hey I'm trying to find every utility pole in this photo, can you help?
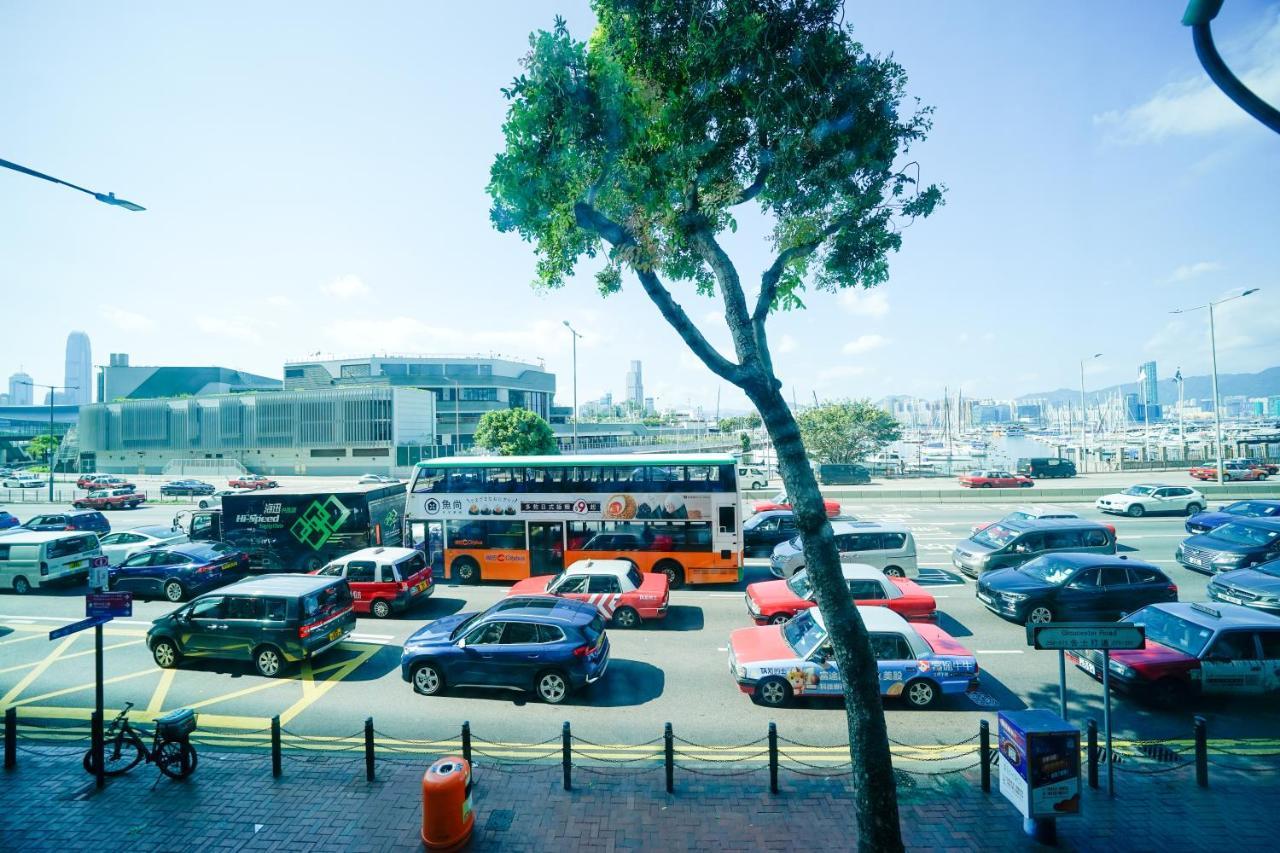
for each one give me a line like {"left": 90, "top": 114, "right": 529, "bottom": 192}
{"left": 1080, "top": 354, "right": 1101, "bottom": 474}
{"left": 562, "top": 321, "right": 582, "bottom": 454}
{"left": 15, "top": 380, "right": 77, "bottom": 501}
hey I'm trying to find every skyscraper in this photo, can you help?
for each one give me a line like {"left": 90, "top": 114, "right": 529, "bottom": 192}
{"left": 1139, "top": 360, "right": 1160, "bottom": 421}
{"left": 64, "top": 331, "right": 92, "bottom": 405}
{"left": 625, "top": 360, "right": 643, "bottom": 409}
{"left": 8, "top": 371, "right": 33, "bottom": 406}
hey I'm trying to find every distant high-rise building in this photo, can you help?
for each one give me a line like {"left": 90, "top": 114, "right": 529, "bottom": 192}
{"left": 8, "top": 371, "right": 33, "bottom": 406}
{"left": 64, "top": 331, "right": 92, "bottom": 405}
{"left": 1139, "top": 361, "right": 1157, "bottom": 405}
{"left": 625, "top": 360, "right": 643, "bottom": 408}
{"left": 644, "top": 397, "right": 656, "bottom": 416}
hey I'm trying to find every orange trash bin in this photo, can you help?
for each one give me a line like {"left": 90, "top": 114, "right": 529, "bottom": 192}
{"left": 421, "top": 756, "right": 474, "bottom": 850}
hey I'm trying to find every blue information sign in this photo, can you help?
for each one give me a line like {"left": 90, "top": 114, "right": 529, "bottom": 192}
{"left": 86, "top": 592, "right": 133, "bottom": 618}
{"left": 48, "top": 614, "right": 111, "bottom": 640}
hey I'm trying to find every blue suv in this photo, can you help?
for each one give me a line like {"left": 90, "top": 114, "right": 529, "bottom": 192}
{"left": 1177, "top": 518, "right": 1280, "bottom": 575}
{"left": 400, "top": 597, "right": 610, "bottom": 704}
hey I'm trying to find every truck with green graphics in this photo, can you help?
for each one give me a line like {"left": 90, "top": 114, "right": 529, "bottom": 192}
{"left": 175, "top": 484, "right": 406, "bottom": 572}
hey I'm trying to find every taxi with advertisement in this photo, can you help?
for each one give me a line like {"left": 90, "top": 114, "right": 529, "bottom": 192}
{"left": 744, "top": 563, "right": 937, "bottom": 625}
{"left": 507, "top": 559, "right": 669, "bottom": 628}
{"left": 314, "top": 546, "right": 433, "bottom": 618}
{"left": 1068, "top": 602, "right": 1280, "bottom": 706}
{"left": 728, "top": 606, "right": 979, "bottom": 709}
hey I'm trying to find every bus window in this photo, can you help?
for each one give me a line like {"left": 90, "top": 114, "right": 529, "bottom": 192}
{"left": 447, "top": 469, "right": 483, "bottom": 493}
{"left": 686, "top": 466, "right": 716, "bottom": 492}
{"left": 718, "top": 464, "right": 737, "bottom": 489}
{"left": 649, "top": 466, "right": 682, "bottom": 487}
{"left": 411, "top": 468, "right": 444, "bottom": 493}
{"left": 447, "top": 519, "right": 525, "bottom": 550}
{"left": 567, "top": 521, "right": 597, "bottom": 549}
{"left": 487, "top": 468, "right": 515, "bottom": 493}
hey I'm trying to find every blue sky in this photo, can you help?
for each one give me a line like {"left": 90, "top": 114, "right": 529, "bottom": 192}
{"left": 3, "top": 1, "right": 1278, "bottom": 412}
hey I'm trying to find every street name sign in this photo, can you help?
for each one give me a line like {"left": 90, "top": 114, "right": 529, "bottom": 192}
{"left": 48, "top": 614, "right": 111, "bottom": 640}
{"left": 86, "top": 591, "right": 133, "bottom": 618}
{"left": 1026, "top": 622, "right": 1144, "bottom": 651}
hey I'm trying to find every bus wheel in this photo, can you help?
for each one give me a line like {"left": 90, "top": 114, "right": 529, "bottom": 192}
{"left": 654, "top": 560, "right": 684, "bottom": 590}
{"left": 454, "top": 558, "right": 481, "bottom": 585}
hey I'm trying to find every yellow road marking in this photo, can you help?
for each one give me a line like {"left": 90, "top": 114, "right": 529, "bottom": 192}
{"left": 299, "top": 658, "right": 318, "bottom": 700}
{"left": 277, "top": 645, "right": 378, "bottom": 726}
{"left": 0, "top": 639, "right": 142, "bottom": 675}
{"left": 0, "top": 636, "right": 76, "bottom": 708}
{"left": 8, "top": 668, "right": 156, "bottom": 707}
{"left": 11, "top": 706, "right": 269, "bottom": 729}
{"left": 147, "top": 668, "right": 177, "bottom": 715}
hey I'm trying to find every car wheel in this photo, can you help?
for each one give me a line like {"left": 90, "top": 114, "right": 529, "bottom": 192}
{"left": 454, "top": 558, "right": 480, "bottom": 585}
{"left": 198, "top": 500, "right": 209, "bottom": 509}
{"left": 1185, "top": 503, "right": 1203, "bottom": 516}
{"left": 1021, "top": 482, "right": 1033, "bottom": 488}
{"left": 904, "top": 678, "right": 939, "bottom": 709}
{"left": 163, "top": 580, "right": 185, "bottom": 602}
{"left": 370, "top": 599, "right": 391, "bottom": 619}
{"left": 253, "top": 645, "right": 284, "bottom": 678}
{"left": 884, "top": 566, "right": 908, "bottom": 579}
{"left": 768, "top": 612, "right": 792, "bottom": 626}
{"left": 654, "top": 560, "right": 685, "bottom": 590}
{"left": 1258, "top": 474, "right": 1269, "bottom": 481}
{"left": 981, "top": 483, "right": 993, "bottom": 489}
{"left": 1026, "top": 605, "right": 1054, "bottom": 625}
{"left": 1127, "top": 504, "right": 1146, "bottom": 518}
{"left": 754, "top": 676, "right": 791, "bottom": 708}
{"left": 536, "top": 670, "right": 570, "bottom": 704}
{"left": 12, "top": 576, "right": 31, "bottom": 595}
{"left": 412, "top": 662, "right": 445, "bottom": 696}
{"left": 152, "top": 638, "right": 180, "bottom": 668}
{"left": 612, "top": 606, "right": 640, "bottom": 629}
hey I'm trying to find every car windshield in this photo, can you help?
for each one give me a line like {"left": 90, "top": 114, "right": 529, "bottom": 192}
{"left": 1020, "top": 556, "right": 1075, "bottom": 585}
{"left": 1210, "top": 523, "right": 1278, "bottom": 548}
{"left": 1122, "top": 486, "right": 1156, "bottom": 497}
{"left": 1228, "top": 502, "right": 1279, "bottom": 518}
{"left": 1253, "top": 560, "right": 1280, "bottom": 578}
{"left": 627, "top": 567, "right": 643, "bottom": 588}
{"left": 1129, "top": 607, "right": 1213, "bottom": 657}
{"left": 449, "top": 613, "right": 480, "bottom": 641}
{"left": 786, "top": 570, "right": 814, "bottom": 599}
{"left": 782, "top": 609, "right": 826, "bottom": 657}
{"left": 972, "top": 524, "right": 1018, "bottom": 549}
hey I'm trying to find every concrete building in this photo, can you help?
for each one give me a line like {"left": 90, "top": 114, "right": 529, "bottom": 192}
{"left": 625, "top": 360, "right": 643, "bottom": 409}
{"left": 7, "top": 372, "right": 33, "bottom": 406}
{"left": 78, "top": 386, "right": 435, "bottom": 476}
{"left": 99, "top": 356, "right": 281, "bottom": 402}
{"left": 282, "top": 355, "right": 554, "bottom": 451}
{"left": 1139, "top": 361, "right": 1160, "bottom": 421}
{"left": 64, "top": 332, "right": 92, "bottom": 405}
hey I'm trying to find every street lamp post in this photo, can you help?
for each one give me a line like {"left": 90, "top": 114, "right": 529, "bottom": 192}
{"left": 1079, "top": 354, "right": 1102, "bottom": 474}
{"left": 1171, "top": 288, "right": 1260, "bottom": 485}
{"left": 0, "top": 158, "right": 145, "bottom": 211}
{"left": 15, "top": 380, "right": 77, "bottom": 501}
{"left": 563, "top": 321, "right": 583, "bottom": 455}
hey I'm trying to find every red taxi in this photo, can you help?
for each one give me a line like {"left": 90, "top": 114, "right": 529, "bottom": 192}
{"left": 315, "top": 547, "right": 433, "bottom": 618}
{"left": 958, "top": 470, "right": 1033, "bottom": 489}
{"left": 229, "top": 474, "right": 279, "bottom": 490}
{"left": 507, "top": 559, "right": 669, "bottom": 629}
{"left": 745, "top": 563, "right": 937, "bottom": 625}
{"left": 752, "top": 491, "right": 841, "bottom": 518}
{"left": 1189, "top": 462, "right": 1268, "bottom": 482}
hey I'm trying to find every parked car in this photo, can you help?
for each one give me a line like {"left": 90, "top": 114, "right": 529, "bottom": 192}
{"left": 357, "top": 474, "right": 399, "bottom": 484}
{"left": 976, "top": 554, "right": 1177, "bottom": 624}
{"left": 73, "top": 488, "right": 145, "bottom": 511}
{"left": 952, "top": 518, "right": 1115, "bottom": 579}
{"left": 98, "top": 525, "right": 190, "bottom": 566}
{"left": 1189, "top": 461, "right": 1269, "bottom": 482}
{"left": 816, "top": 464, "right": 871, "bottom": 486}
{"left": 958, "top": 470, "right": 1033, "bottom": 489}
{"left": 195, "top": 488, "right": 250, "bottom": 510}
{"left": 1176, "top": 518, "right": 1280, "bottom": 575}
{"left": 746, "top": 563, "right": 937, "bottom": 625}
{"left": 400, "top": 597, "right": 610, "bottom": 704}
{"left": 743, "top": 510, "right": 801, "bottom": 557}
{"left": 0, "top": 531, "right": 105, "bottom": 594}
{"left": 146, "top": 573, "right": 355, "bottom": 677}
{"left": 752, "top": 491, "right": 841, "bottom": 518}
{"left": 110, "top": 542, "right": 249, "bottom": 602}
{"left": 76, "top": 474, "right": 134, "bottom": 490}
{"left": 728, "top": 606, "right": 979, "bottom": 708}
{"left": 0, "top": 511, "right": 19, "bottom": 531}
{"left": 1096, "top": 484, "right": 1205, "bottom": 518}
{"left": 507, "top": 559, "right": 670, "bottom": 628}
{"left": 1238, "top": 458, "right": 1279, "bottom": 475}
{"left": 971, "top": 505, "right": 1115, "bottom": 536}
{"left": 1186, "top": 500, "right": 1280, "bottom": 534}
{"left": 21, "top": 510, "right": 110, "bottom": 535}
{"left": 160, "top": 479, "right": 216, "bottom": 497}
{"left": 738, "top": 466, "right": 770, "bottom": 489}
{"left": 1068, "top": 602, "right": 1280, "bottom": 706}
{"left": 1208, "top": 561, "right": 1280, "bottom": 615}
{"left": 228, "top": 474, "right": 278, "bottom": 490}
{"left": 315, "top": 546, "right": 433, "bottom": 618}
{"left": 3, "top": 473, "right": 43, "bottom": 489}
{"left": 1015, "top": 457, "right": 1077, "bottom": 479}
{"left": 771, "top": 521, "right": 918, "bottom": 579}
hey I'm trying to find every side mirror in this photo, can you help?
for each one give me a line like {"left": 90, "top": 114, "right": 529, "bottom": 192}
{"left": 456, "top": 638, "right": 467, "bottom": 649}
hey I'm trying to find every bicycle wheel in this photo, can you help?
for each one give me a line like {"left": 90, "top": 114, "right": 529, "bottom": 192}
{"left": 155, "top": 739, "right": 198, "bottom": 779}
{"left": 83, "top": 730, "right": 145, "bottom": 777}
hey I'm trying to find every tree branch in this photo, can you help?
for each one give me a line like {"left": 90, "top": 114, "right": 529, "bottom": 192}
{"left": 753, "top": 213, "right": 855, "bottom": 322}
{"left": 734, "top": 162, "right": 769, "bottom": 205}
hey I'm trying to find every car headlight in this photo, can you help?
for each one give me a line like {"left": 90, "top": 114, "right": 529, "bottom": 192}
{"left": 1108, "top": 660, "right": 1134, "bottom": 678}
{"left": 1213, "top": 553, "right": 1244, "bottom": 564}
{"left": 1000, "top": 591, "right": 1028, "bottom": 602}
{"left": 745, "top": 595, "right": 760, "bottom": 615}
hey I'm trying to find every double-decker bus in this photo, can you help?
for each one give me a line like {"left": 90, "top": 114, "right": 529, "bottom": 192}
{"left": 406, "top": 454, "right": 742, "bottom": 588}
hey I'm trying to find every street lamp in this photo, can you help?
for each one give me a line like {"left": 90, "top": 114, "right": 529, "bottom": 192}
{"left": 1171, "top": 288, "right": 1260, "bottom": 484}
{"left": 15, "top": 380, "right": 78, "bottom": 501}
{"left": 1079, "top": 353, "right": 1102, "bottom": 473}
{"left": 563, "top": 321, "right": 583, "bottom": 454}
{"left": 0, "top": 157, "right": 146, "bottom": 211}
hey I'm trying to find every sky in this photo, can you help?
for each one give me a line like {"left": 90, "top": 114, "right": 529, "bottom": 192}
{"left": 2, "top": 1, "right": 1278, "bottom": 414}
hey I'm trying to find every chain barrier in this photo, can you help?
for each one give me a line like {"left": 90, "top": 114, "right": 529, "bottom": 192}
{"left": 471, "top": 733, "right": 561, "bottom": 749}
{"left": 572, "top": 748, "right": 663, "bottom": 765}
{"left": 1207, "top": 745, "right": 1280, "bottom": 758}
{"left": 896, "top": 759, "right": 983, "bottom": 777}
{"left": 672, "top": 734, "right": 768, "bottom": 750}
{"left": 470, "top": 747, "right": 561, "bottom": 762}
{"left": 279, "top": 727, "right": 366, "bottom": 743}
{"left": 1113, "top": 760, "right": 1194, "bottom": 776}
{"left": 1206, "top": 758, "right": 1280, "bottom": 773}
{"left": 674, "top": 748, "right": 769, "bottom": 764}
{"left": 673, "top": 762, "right": 765, "bottom": 778}
{"left": 370, "top": 729, "right": 459, "bottom": 748}
{"left": 572, "top": 734, "right": 663, "bottom": 749}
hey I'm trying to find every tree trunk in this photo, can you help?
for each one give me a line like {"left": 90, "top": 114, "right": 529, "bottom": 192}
{"left": 747, "top": 380, "right": 904, "bottom": 852}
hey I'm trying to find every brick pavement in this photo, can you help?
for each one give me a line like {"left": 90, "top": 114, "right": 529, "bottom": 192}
{"left": 1, "top": 744, "right": 1275, "bottom": 851}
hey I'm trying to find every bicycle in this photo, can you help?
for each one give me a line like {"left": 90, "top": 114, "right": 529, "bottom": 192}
{"left": 82, "top": 702, "right": 199, "bottom": 780}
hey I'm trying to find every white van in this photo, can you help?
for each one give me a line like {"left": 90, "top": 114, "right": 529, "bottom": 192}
{"left": 0, "top": 531, "right": 104, "bottom": 594}
{"left": 738, "top": 466, "right": 770, "bottom": 489}
{"left": 769, "top": 521, "right": 919, "bottom": 579}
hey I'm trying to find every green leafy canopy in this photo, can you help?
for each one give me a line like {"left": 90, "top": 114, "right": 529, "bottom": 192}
{"left": 473, "top": 407, "right": 560, "bottom": 456}
{"left": 796, "top": 399, "right": 902, "bottom": 464}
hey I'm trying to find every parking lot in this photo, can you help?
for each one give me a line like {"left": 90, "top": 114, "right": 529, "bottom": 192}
{"left": 1, "top": 495, "right": 1278, "bottom": 753}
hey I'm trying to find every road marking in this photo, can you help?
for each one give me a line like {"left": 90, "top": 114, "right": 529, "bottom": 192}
{"left": 147, "top": 668, "right": 177, "bottom": 715}
{"left": 8, "top": 667, "right": 156, "bottom": 708}
{"left": 5, "top": 619, "right": 36, "bottom": 625}
{"left": 0, "top": 635, "right": 76, "bottom": 708}
{"left": 0, "top": 633, "right": 44, "bottom": 648}
{"left": 9, "top": 705, "right": 269, "bottom": 729}
{"left": 277, "top": 645, "right": 379, "bottom": 726}
{"left": 0, "top": 614, "right": 149, "bottom": 626}
{"left": 974, "top": 650, "right": 1024, "bottom": 655}
{"left": 0, "top": 639, "right": 141, "bottom": 675}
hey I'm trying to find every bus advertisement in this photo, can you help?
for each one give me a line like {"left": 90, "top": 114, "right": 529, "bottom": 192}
{"left": 406, "top": 454, "right": 742, "bottom": 588}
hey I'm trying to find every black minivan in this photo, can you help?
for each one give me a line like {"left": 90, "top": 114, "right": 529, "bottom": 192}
{"left": 816, "top": 464, "right": 871, "bottom": 485}
{"left": 147, "top": 574, "right": 356, "bottom": 677}
{"left": 977, "top": 553, "right": 1178, "bottom": 624}
{"left": 1016, "top": 458, "right": 1077, "bottom": 479}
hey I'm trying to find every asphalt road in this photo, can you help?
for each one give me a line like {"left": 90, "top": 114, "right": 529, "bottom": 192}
{"left": 1, "top": 496, "right": 1277, "bottom": 753}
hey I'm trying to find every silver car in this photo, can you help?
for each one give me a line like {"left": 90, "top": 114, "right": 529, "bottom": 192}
{"left": 769, "top": 521, "right": 918, "bottom": 579}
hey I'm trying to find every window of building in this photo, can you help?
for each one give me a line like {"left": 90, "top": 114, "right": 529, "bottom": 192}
{"left": 352, "top": 448, "right": 389, "bottom": 457}
{"left": 284, "top": 367, "right": 305, "bottom": 379}
{"left": 310, "top": 448, "right": 348, "bottom": 457}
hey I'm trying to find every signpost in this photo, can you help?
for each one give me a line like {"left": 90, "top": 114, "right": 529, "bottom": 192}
{"left": 1026, "top": 621, "right": 1145, "bottom": 796}
{"left": 86, "top": 591, "right": 133, "bottom": 618}
{"left": 47, "top": 614, "right": 111, "bottom": 641}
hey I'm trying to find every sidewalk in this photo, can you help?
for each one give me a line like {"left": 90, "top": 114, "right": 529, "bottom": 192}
{"left": 2, "top": 745, "right": 1274, "bottom": 851}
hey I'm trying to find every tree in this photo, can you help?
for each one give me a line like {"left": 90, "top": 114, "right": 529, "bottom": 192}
{"left": 488, "top": 3, "right": 940, "bottom": 848}
{"left": 798, "top": 400, "right": 902, "bottom": 464}
{"left": 718, "top": 412, "right": 762, "bottom": 434}
{"left": 26, "top": 434, "right": 58, "bottom": 463}
{"left": 739, "top": 431, "right": 751, "bottom": 455}
{"left": 473, "top": 408, "right": 559, "bottom": 456}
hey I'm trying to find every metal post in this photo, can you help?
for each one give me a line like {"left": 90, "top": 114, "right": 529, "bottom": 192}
{"left": 1087, "top": 719, "right": 1098, "bottom": 789}
{"left": 561, "top": 721, "right": 572, "bottom": 791}
{"left": 979, "top": 720, "right": 990, "bottom": 793}
{"left": 1209, "top": 302, "right": 1223, "bottom": 485}
{"left": 91, "top": 710, "right": 104, "bottom": 790}
{"left": 1102, "top": 649, "right": 1114, "bottom": 796}
{"left": 1079, "top": 360, "right": 1087, "bottom": 474}
{"left": 1194, "top": 716, "right": 1208, "bottom": 788}
{"left": 271, "top": 715, "right": 282, "bottom": 777}
{"left": 4, "top": 707, "right": 16, "bottom": 769}
{"left": 664, "top": 722, "right": 674, "bottom": 794}
{"left": 48, "top": 392, "right": 56, "bottom": 502}
{"left": 768, "top": 722, "right": 778, "bottom": 795}
{"left": 364, "top": 717, "right": 375, "bottom": 782}
{"left": 1058, "top": 649, "right": 1067, "bottom": 721}
{"left": 461, "top": 720, "right": 472, "bottom": 768}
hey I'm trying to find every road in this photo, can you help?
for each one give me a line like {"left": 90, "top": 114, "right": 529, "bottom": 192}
{"left": 1, "top": 496, "right": 1277, "bottom": 755}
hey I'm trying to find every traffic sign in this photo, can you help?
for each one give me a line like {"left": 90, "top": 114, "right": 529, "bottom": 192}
{"left": 1026, "top": 622, "right": 1145, "bottom": 651}
{"left": 48, "top": 614, "right": 111, "bottom": 640}
{"left": 86, "top": 591, "right": 133, "bottom": 618}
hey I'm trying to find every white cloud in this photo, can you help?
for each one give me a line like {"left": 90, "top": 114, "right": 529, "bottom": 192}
{"left": 842, "top": 334, "right": 888, "bottom": 356}
{"left": 102, "top": 307, "right": 152, "bottom": 331}
{"left": 1167, "top": 261, "right": 1221, "bottom": 283}
{"left": 837, "top": 289, "right": 890, "bottom": 318}
{"left": 1095, "top": 15, "right": 1280, "bottom": 143}
{"left": 323, "top": 274, "right": 370, "bottom": 299}
{"left": 196, "top": 316, "right": 263, "bottom": 342}
{"left": 324, "top": 315, "right": 606, "bottom": 362}
{"left": 816, "top": 365, "right": 867, "bottom": 382}
{"left": 1145, "top": 289, "right": 1280, "bottom": 368}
